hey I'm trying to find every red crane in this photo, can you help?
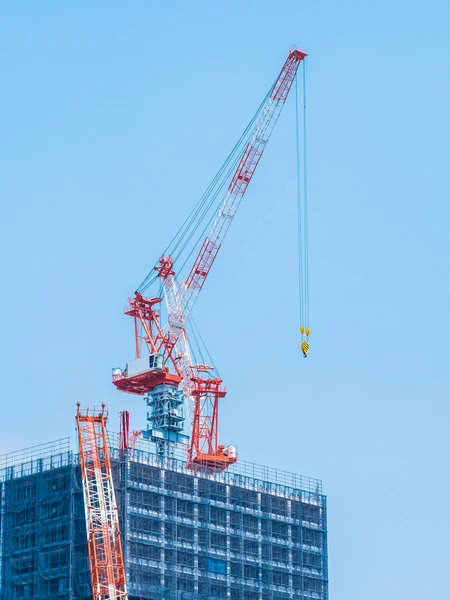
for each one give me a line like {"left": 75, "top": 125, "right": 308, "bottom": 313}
{"left": 113, "top": 47, "right": 308, "bottom": 470}
{"left": 76, "top": 404, "right": 128, "bottom": 600}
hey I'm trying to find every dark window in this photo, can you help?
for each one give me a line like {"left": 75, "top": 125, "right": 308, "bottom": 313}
{"left": 244, "top": 564, "right": 258, "bottom": 579}
{"left": 177, "top": 525, "right": 194, "bottom": 543}
{"left": 211, "top": 532, "right": 227, "bottom": 550}
{"left": 230, "top": 536, "right": 241, "bottom": 552}
{"left": 271, "top": 497, "right": 289, "bottom": 516}
{"left": 304, "top": 577, "right": 324, "bottom": 593}
{"left": 243, "top": 515, "right": 258, "bottom": 533}
{"left": 129, "top": 489, "right": 161, "bottom": 511}
{"left": 177, "top": 499, "right": 195, "bottom": 519}
{"left": 178, "top": 552, "right": 195, "bottom": 567}
{"left": 211, "top": 507, "right": 227, "bottom": 527}
{"left": 230, "top": 511, "right": 241, "bottom": 530}
{"left": 165, "top": 471, "right": 194, "bottom": 494}
{"left": 243, "top": 539, "right": 258, "bottom": 556}
{"left": 302, "top": 528, "right": 323, "bottom": 548}
{"left": 271, "top": 520, "right": 288, "bottom": 539}
{"left": 273, "top": 570, "right": 290, "bottom": 586}
{"left": 272, "top": 544, "right": 289, "bottom": 562}
{"left": 304, "top": 551, "right": 322, "bottom": 570}
{"left": 301, "top": 503, "right": 322, "bottom": 526}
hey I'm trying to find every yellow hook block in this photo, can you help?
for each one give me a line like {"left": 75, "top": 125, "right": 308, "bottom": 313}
{"left": 301, "top": 341, "right": 309, "bottom": 358}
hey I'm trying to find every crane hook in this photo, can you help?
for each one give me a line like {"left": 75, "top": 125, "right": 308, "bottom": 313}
{"left": 300, "top": 327, "right": 310, "bottom": 358}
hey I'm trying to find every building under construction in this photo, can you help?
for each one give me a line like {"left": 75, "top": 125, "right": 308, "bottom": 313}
{"left": 0, "top": 434, "right": 328, "bottom": 600}
{"left": 0, "top": 47, "right": 328, "bottom": 600}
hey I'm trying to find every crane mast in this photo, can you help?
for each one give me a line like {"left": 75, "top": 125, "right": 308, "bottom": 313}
{"left": 76, "top": 404, "right": 128, "bottom": 600}
{"left": 113, "top": 47, "right": 308, "bottom": 471}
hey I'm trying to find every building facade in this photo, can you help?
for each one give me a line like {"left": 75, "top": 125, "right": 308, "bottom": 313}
{"left": 0, "top": 437, "right": 328, "bottom": 600}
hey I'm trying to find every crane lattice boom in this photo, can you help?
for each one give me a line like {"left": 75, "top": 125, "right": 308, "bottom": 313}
{"left": 76, "top": 404, "right": 128, "bottom": 600}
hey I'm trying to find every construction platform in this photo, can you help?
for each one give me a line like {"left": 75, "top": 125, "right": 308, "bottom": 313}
{"left": 0, "top": 435, "right": 328, "bottom": 600}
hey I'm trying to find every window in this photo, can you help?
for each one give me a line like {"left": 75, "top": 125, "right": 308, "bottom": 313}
{"left": 304, "top": 577, "right": 324, "bottom": 593}
{"left": 211, "top": 507, "right": 227, "bottom": 527}
{"left": 13, "top": 555, "right": 35, "bottom": 576}
{"left": 198, "top": 503, "right": 208, "bottom": 522}
{"left": 43, "top": 499, "right": 69, "bottom": 519}
{"left": 130, "top": 463, "right": 161, "bottom": 487}
{"left": 211, "top": 582, "right": 227, "bottom": 598}
{"left": 44, "top": 525, "right": 68, "bottom": 545}
{"left": 242, "top": 490, "right": 258, "bottom": 509}
{"left": 271, "top": 520, "right": 288, "bottom": 539}
{"left": 211, "top": 532, "right": 227, "bottom": 551}
{"left": 12, "top": 508, "right": 34, "bottom": 527}
{"left": 302, "top": 528, "right": 322, "bottom": 548}
{"left": 210, "top": 481, "right": 227, "bottom": 502}
{"left": 243, "top": 515, "right": 258, "bottom": 533}
{"left": 178, "top": 552, "right": 195, "bottom": 568}
{"left": 165, "top": 471, "right": 194, "bottom": 495}
{"left": 129, "top": 489, "right": 161, "bottom": 511}
{"left": 208, "top": 558, "right": 227, "bottom": 574}
{"left": 12, "top": 479, "right": 35, "bottom": 503}
{"left": 130, "top": 543, "right": 161, "bottom": 561}
{"left": 198, "top": 529, "right": 208, "bottom": 547}
{"left": 230, "top": 511, "right": 241, "bottom": 530}
{"left": 244, "top": 564, "right": 258, "bottom": 579}
{"left": 273, "top": 570, "right": 289, "bottom": 586}
{"left": 45, "top": 474, "right": 69, "bottom": 495}
{"left": 301, "top": 503, "right": 321, "bottom": 526}
{"left": 12, "top": 532, "right": 35, "bottom": 551}
{"left": 243, "top": 539, "right": 258, "bottom": 556}
{"left": 271, "top": 497, "right": 288, "bottom": 516}
{"left": 42, "top": 549, "right": 67, "bottom": 570}
{"left": 303, "top": 551, "right": 322, "bottom": 570}
{"left": 230, "top": 536, "right": 241, "bottom": 552}
{"left": 178, "top": 576, "right": 195, "bottom": 592}
{"left": 272, "top": 544, "right": 289, "bottom": 562}
{"left": 177, "top": 499, "right": 195, "bottom": 519}
{"left": 129, "top": 516, "right": 161, "bottom": 536}
{"left": 177, "top": 525, "right": 195, "bottom": 543}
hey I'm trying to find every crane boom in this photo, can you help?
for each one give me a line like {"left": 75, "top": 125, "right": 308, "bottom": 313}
{"left": 171, "top": 48, "right": 306, "bottom": 320}
{"left": 157, "top": 48, "right": 307, "bottom": 400}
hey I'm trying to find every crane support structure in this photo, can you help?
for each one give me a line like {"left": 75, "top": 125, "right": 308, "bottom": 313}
{"left": 76, "top": 404, "right": 128, "bottom": 600}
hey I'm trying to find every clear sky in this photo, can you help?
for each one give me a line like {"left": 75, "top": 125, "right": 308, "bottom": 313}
{"left": 1, "top": 1, "right": 449, "bottom": 598}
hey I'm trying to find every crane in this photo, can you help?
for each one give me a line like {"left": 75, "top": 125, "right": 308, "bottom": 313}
{"left": 76, "top": 404, "right": 128, "bottom": 600}
{"left": 113, "top": 47, "right": 308, "bottom": 470}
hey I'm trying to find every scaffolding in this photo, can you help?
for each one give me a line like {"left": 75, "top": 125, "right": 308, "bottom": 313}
{"left": 0, "top": 436, "right": 328, "bottom": 600}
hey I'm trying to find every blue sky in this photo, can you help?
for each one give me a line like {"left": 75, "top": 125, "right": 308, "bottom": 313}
{"left": 1, "top": 1, "right": 449, "bottom": 598}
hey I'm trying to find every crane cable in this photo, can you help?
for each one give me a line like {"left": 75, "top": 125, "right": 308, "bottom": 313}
{"left": 296, "top": 61, "right": 310, "bottom": 358}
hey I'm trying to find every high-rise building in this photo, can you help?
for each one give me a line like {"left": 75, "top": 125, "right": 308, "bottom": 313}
{"left": 0, "top": 435, "right": 328, "bottom": 600}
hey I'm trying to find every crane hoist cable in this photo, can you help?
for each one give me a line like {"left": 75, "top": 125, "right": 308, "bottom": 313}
{"left": 296, "top": 60, "right": 310, "bottom": 357}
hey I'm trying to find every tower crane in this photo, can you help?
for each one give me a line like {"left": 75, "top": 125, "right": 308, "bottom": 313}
{"left": 113, "top": 47, "right": 308, "bottom": 471}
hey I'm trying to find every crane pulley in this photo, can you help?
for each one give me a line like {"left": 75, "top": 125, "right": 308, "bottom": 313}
{"left": 112, "top": 47, "right": 309, "bottom": 470}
